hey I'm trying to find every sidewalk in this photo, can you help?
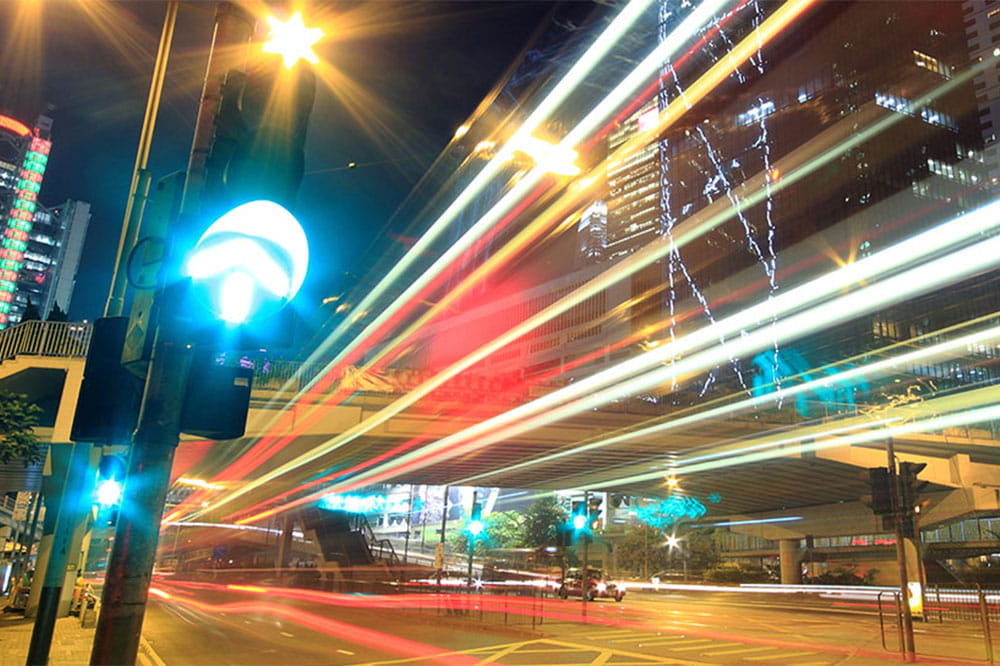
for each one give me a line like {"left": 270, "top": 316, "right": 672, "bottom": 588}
{"left": 0, "top": 614, "right": 96, "bottom": 666}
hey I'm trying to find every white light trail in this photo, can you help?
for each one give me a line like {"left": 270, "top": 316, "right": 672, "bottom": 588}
{"left": 197, "top": 0, "right": 741, "bottom": 517}
{"left": 457, "top": 318, "right": 1000, "bottom": 483}
{"left": 337, "top": 198, "right": 1000, "bottom": 489}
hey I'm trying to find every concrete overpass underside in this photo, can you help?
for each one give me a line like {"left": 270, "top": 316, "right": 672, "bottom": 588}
{"left": 170, "top": 385, "right": 1000, "bottom": 540}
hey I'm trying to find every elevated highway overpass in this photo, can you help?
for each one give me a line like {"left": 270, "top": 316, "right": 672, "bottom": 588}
{"left": 2, "top": 320, "right": 998, "bottom": 574}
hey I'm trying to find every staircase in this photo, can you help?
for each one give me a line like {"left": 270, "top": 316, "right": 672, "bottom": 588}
{"left": 299, "top": 508, "right": 399, "bottom": 569}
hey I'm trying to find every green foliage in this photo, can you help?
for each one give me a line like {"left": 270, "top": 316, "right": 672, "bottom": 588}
{"left": 615, "top": 523, "right": 671, "bottom": 577}
{"left": 703, "top": 563, "right": 771, "bottom": 583}
{"left": 0, "top": 392, "right": 43, "bottom": 466}
{"left": 685, "top": 527, "right": 721, "bottom": 571}
{"left": 522, "top": 496, "right": 567, "bottom": 547}
{"left": 484, "top": 511, "right": 524, "bottom": 549}
{"left": 448, "top": 510, "right": 524, "bottom": 554}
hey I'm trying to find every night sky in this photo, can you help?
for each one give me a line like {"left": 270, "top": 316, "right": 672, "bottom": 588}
{"left": 0, "top": 1, "right": 594, "bottom": 342}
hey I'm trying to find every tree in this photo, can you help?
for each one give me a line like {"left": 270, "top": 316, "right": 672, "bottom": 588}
{"left": 46, "top": 302, "right": 67, "bottom": 322}
{"left": 485, "top": 510, "right": 524, "bottom": 549}
{"left": 0, "top": 392, "right": 43, "bottom": 466}
{"left": 21, "top": 298, "right": 40, "bottom": 323}
{"left": 615, "top": 523, "right": 671, "bottom": 577}
{"left": 448, "top": 510, "right": 524, "bottom": 554}
{"left": 684, "top": 527, "right": 721, "bottom": 572}
{"left": 522, "top": 496, "right": 568, "bottom": 547}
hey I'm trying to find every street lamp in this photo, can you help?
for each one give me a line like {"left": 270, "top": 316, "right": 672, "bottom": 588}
{"left": 262, "top": 12, "right": 324, "bottom": 69}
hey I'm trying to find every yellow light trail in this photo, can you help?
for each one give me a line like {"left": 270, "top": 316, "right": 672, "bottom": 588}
{"left": 591, "top": 384, "right": 1000, "bottom": 488}
{"left": 193, "top": 0, "right": 736, "bottom": 519}
{"left": 223, "top": 0, "right": 660, "bottom": 467}
{"left": 455, "top": 317, "right": 1000, "bottom": 484}
{"left": 326, "top": 206, "right": 1000, "bottom": 496}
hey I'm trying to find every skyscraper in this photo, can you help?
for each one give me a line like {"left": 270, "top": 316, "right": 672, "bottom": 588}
{"left": 12, "top": 199, "right": 91, "bottom": 321}
{"left": 0, "top": 112, "right": 53, "bottom": 328}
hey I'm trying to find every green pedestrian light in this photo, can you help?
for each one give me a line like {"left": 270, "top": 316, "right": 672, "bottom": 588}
{"left": 467, "top": 502, "right": 485, "bottom": 537}
{"left": 184, "top": 200, "right": 309, "bottom": 325}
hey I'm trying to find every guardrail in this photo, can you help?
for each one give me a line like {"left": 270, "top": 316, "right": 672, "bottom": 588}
{"left": 0, "top": 320, "right": 92, "bottom": 361}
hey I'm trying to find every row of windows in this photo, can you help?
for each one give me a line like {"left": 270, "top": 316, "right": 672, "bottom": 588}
{"left": 736, "top": 516, "right": 1000, "bottom": 550}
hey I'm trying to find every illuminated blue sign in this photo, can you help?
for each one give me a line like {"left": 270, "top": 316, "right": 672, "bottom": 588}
{"left": 319, "top": 493, "right": 409, "bottom": 514}
{"left": 751, "top": 348, "right": 869, "bottom": 418}
{"left": 636, "top": 495, "right": 707, "bottom": 528}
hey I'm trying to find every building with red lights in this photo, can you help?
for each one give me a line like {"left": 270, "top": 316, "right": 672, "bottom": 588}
{"left": 0, "top": 113, "right": 90, "bottom": 326}
{"left": 0, "top": 112, "right": 53, "bottom": 328}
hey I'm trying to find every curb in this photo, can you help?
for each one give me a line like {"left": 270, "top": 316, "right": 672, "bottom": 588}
{"left": 138, "top": 635, "right": 166, "bottom": 666}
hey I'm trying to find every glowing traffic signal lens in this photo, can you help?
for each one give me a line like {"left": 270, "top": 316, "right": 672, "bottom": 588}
{"left": 185, "top": 200, "right": 309, "bottom": 325}
{"left": 572, "top": 514, "right": 587, "bottom": 530}
{"left": 96, "top": 479, "right": 123, "bottom": 506}
{"left": 468, "top": 519, "right": 484, "bottom": 536}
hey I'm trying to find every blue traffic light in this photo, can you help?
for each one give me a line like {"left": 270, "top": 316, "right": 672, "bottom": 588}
{"left": 95, "top": 455, "right": 126, "bottom": 506}
{"left": 571, "top": 500, "right": 587, "bottom": 531}
{"left": 185, "top": 200, "right": 308, "bottom": 325}
{"left": 95, "top": 479, "right": 123, "bottom": 507}
{"left": 467, "top": 502, "right": 485, "bottom": 537}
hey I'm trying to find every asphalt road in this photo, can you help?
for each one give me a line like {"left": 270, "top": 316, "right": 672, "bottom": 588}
{"left": 139, "top": 580, "right": 986, "bottom": 665}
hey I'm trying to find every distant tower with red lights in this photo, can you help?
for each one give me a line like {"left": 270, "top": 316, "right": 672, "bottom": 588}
{"left": 0, "top": 112, "right": 53, "bottom": 328}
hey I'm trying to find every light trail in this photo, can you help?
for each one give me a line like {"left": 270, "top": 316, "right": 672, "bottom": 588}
{"left": 308, "top": 204, "right": 1000, "bottom": 499}
{"left": 181, "top": 0, "right": 666, "bottom": 506}
{"left": 594, "top": 386, "right": 1000, "bottom": 488}
{"left": 147, "top": 591, "right": 485, "bottom": 665}
{"left": 215, "top": 1, "right": 814, "bottom": 523}
{"left": 217, "top": 1, "right": 990, "bottom": 524}
{"left": 455, "top": 316, "right": 1000, "bottom": 484}
{"left": 201, "top": 0, "right": 756, "bottom": 521}
{"left": 235, "top": 0, "right": 659, "bottom": 430}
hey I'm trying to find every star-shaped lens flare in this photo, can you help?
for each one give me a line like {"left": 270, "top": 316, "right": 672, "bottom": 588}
{"left": 263, "top": 12, "right": 324, "bottom": 69}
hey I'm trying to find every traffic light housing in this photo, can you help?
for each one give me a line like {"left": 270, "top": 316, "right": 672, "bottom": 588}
{"left": 587, "top": 496, "right": 603, "bottom": 531}
{"left": 95, "top": 455, "right": 127, "bottom": 507}
{"left": 179, "top": 355, "right": 254, "bottom": 440}
{"left": 898, "top": 462, "right": 929, "bottom": 513}
{"left": 865, "top": 467, "right": 894, "bottom": 516}
{"left": 71, "top": 317, "right": 144, "bottom": 445}
{"left": 467, "top": 502, "right": 484, "bottom": 537}
{"left": 898, "top": 462, "right": 928, "bottom": 538}
{"left": 204, "top": 60, "right": 316, "bottom": 215}
{"left": 571, "top": 501, "right": 587, "bottom": 531}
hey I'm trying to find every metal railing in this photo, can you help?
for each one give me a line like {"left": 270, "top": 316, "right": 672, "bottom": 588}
{"left": 0, "top": 320, "right": 92, "bottom": 362}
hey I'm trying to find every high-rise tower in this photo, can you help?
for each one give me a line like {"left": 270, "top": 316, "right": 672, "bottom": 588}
{"left": 0, "top": 113, "right": 53, "bottom": 328}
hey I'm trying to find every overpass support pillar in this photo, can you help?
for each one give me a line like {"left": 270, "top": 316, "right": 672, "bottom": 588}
{"left": 779, "top": 538, "right": 802, "bottom": 585}
{"left": 276, "top": 516, "right": 294, "bottom": 573}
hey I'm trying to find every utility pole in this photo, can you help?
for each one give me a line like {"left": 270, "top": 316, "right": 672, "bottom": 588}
{"left": 581, "top": 490, "right": 590, "bottom": 616}
{"left": 26, "top": 443, "right": 93, "bottom": 666}
{"left": 89, "top": 5, "right": 253, "bottom": 665}
{"left": 466, "top": 490, "right": 478, "bottom": 588}
{"left": 403, "top": 484, "right": 414, "bottom": 566}
{"left": 887, "top": 437, "right": 917, "bottom": 663}
{"left": 89, "top": 327, "right": 193, "bottom": 666}
{"left": 436, "top": 486, "right": 449, "bottom": 592}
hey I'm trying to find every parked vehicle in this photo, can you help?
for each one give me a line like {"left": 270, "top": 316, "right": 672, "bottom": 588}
{"left": 558, "top": 567, "right": 625, "bottom": 601}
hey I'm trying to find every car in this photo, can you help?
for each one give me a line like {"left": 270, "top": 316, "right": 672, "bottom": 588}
{"left": 557, "top": 567, "right": 625, "bottom": 602}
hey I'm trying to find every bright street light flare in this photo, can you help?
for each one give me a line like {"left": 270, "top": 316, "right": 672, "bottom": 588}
{"left": 263, "top": 12, "right": 324, "bottom": 69}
